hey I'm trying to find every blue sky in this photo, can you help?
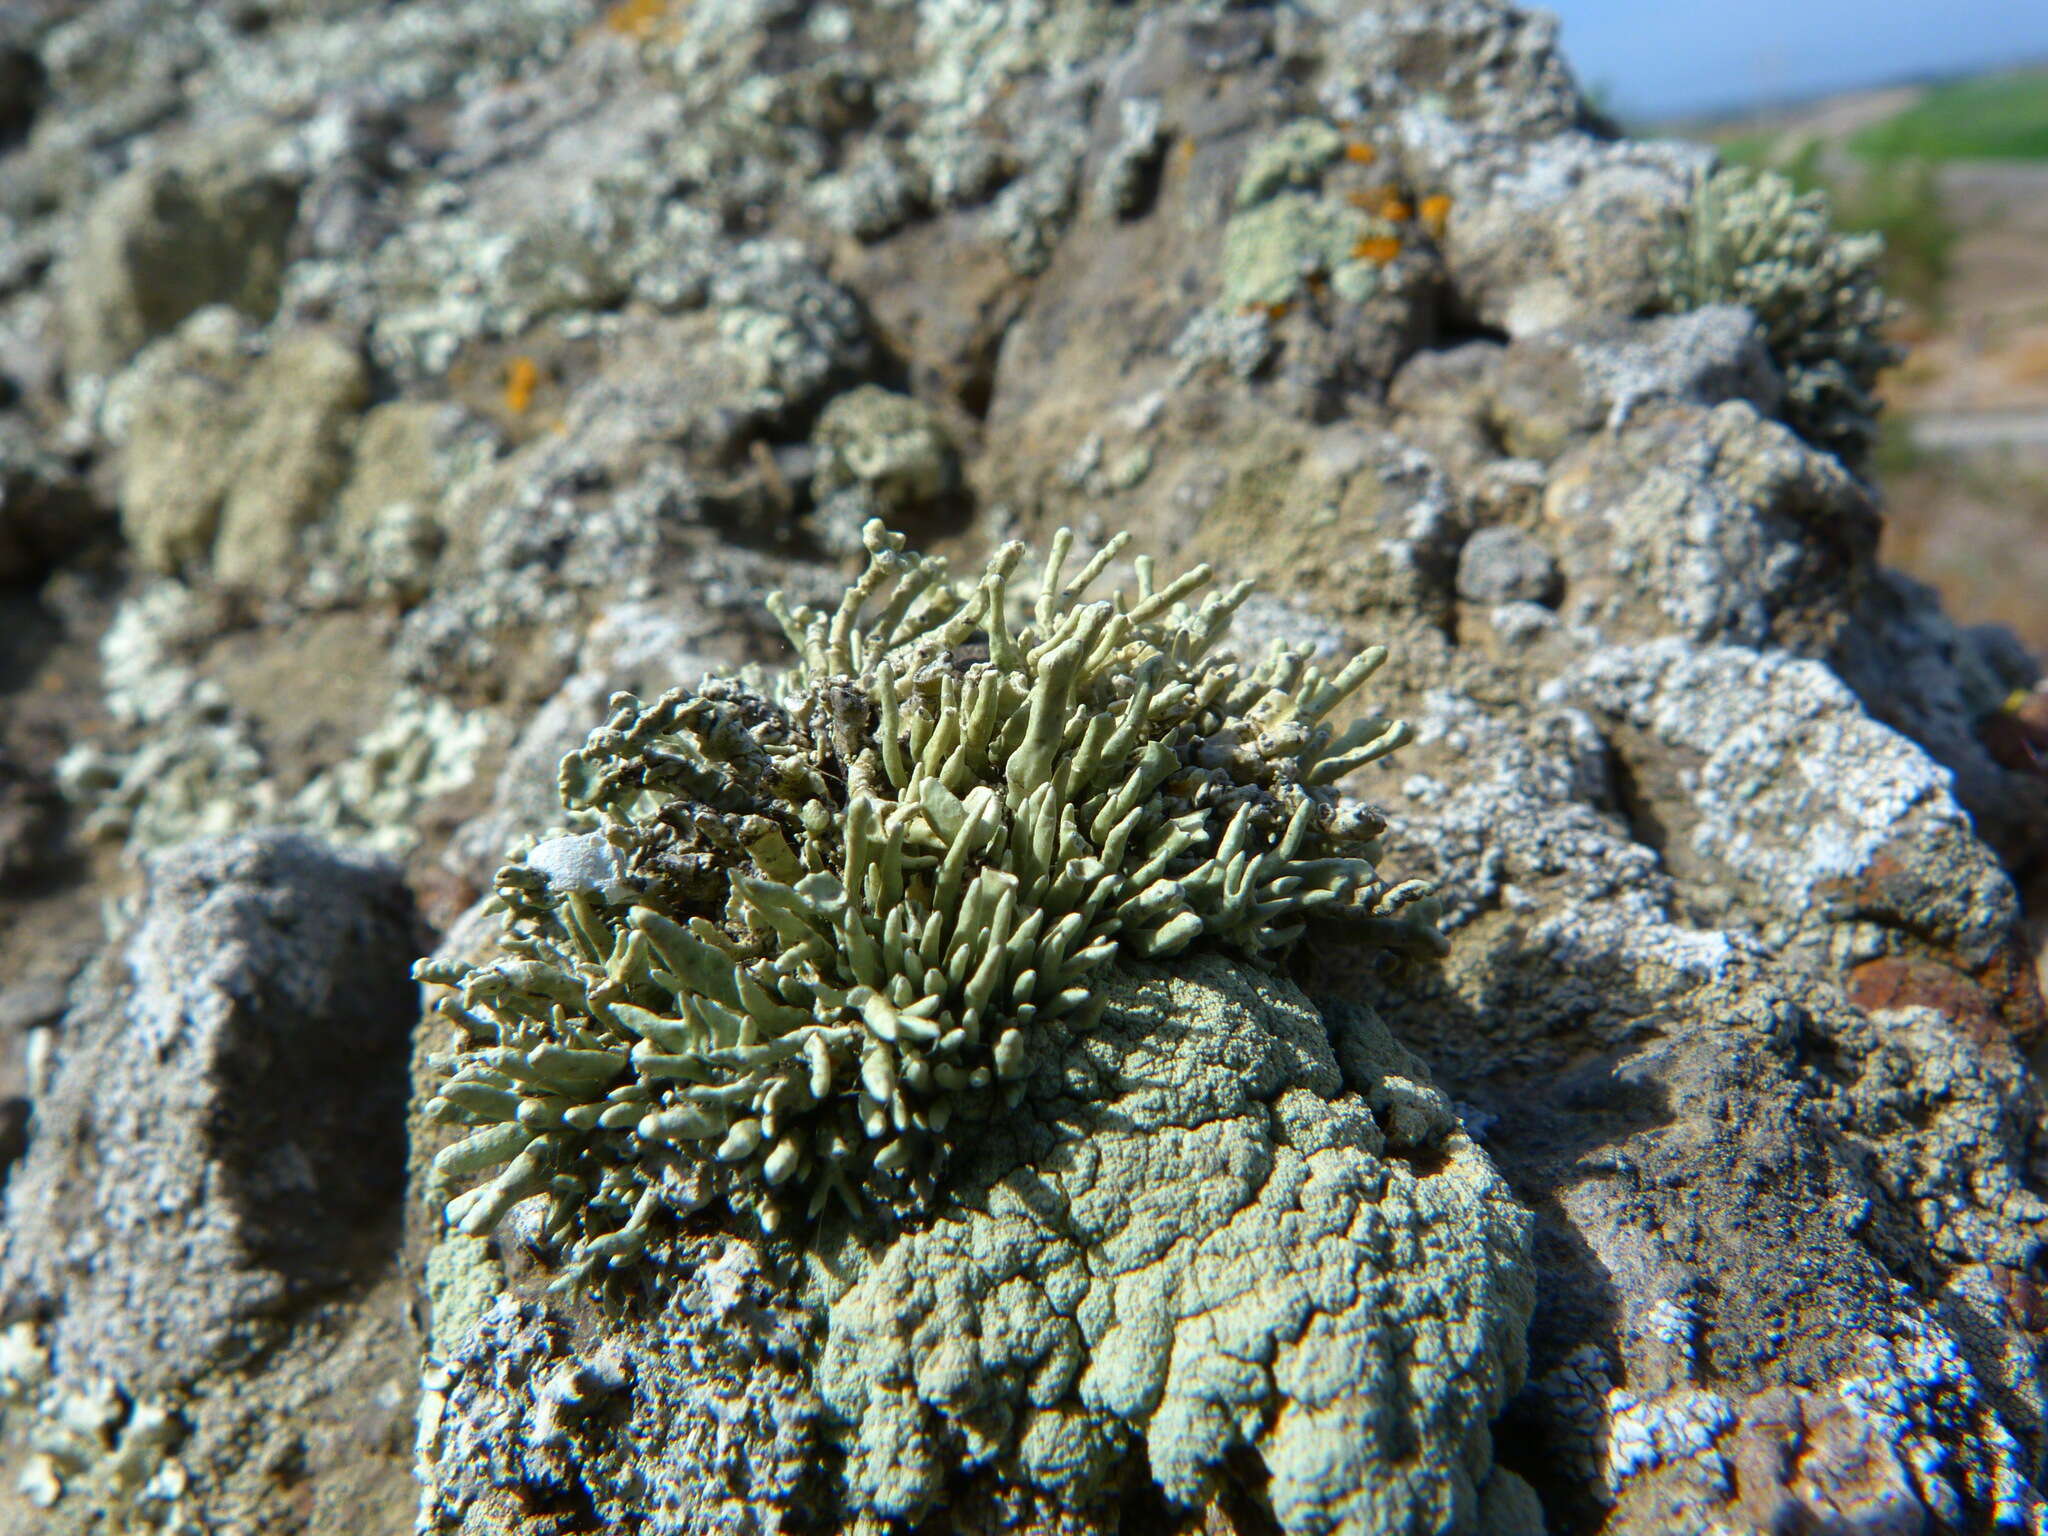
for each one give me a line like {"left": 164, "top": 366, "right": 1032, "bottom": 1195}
{"left": 1541, "top": 0, "right": 2048, "bottom": 121}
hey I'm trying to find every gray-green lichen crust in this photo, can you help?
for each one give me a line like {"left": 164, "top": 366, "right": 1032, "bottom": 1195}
{"left": 419, "top": 522, "right": 1440, "bottom": 1286}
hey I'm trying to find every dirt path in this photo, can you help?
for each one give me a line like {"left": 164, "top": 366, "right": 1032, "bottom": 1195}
{"left": 1908, "top": 407, "right": 2048, "bottom": 451}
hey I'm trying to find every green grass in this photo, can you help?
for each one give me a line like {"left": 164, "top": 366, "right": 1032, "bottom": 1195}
{"left": 1851, "top": 68, "right": 2048, "bottom": 162}
{"left": 1712, "top": 130, "right": 1778, "bottom": 169}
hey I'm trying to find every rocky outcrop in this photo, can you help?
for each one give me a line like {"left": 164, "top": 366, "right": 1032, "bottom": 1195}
{"left": 0, "top": 831, "right": 423, "bottom": 1530}
{"left": 417, "top": 960, "right": 1536, "bottom": 1535}
{"left": 0, "top": 0, "right": 2039, "bottom": 1533}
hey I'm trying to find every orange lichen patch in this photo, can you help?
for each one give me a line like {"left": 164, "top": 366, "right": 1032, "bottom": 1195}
{"left": 1420, "top": 193, "right": 1453, "bottom": 236}
{"left": 1179, "top": 138, "right": 1198, "bottom": 166}
{"left": 1259, "top": 300, "right": 1292, "bottom": 321}
{"left": 505, "top": 355, "right": 540, "bottom": 416}
{"left": 1343, "top": 141, "right": 1377, "bottom": 165}
{"left": 1351, "top": 235, "right": 1401, "bottom": 265}
{"left": 1378, "top": 196, "right": 1414, "bottom": 223}
{"left": 603, "top": 0, "right": 667, "bottom": 36}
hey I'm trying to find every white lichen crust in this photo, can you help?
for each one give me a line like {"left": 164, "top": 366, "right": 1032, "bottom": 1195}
{"left": 420, "top": 523, "right": 1441, "bottom": 1285}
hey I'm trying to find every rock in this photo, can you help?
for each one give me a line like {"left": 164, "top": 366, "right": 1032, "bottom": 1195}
{"left": 0, "top": 831, "right": 418, "bottom": 1385}
{"left": 108, "top": 314, "right": 369, "bottom": 590}
{"left": 1457, "top": 526, "right": 1559, "bottom": 607}
{"left": 1494, "top": 987, "right": 2048, "bottom": 1535}
{"left": 415, "top": 956, "right": 1535, "bottom": 1534}
{"left": 0, "top": 830, "right": 423, "bottom": 1532}
{"left": 1417, "top": 132, "right": 1708, "bottom": 335}
{"left": 208, "top": 328, "right": 370, "bottom": 592}
{"left": 1488, "top": 307, "right": 1784, "bottom": 461}
{"left": 1541, "top": 400, "right": 1880, "bottom": 653}
{"left": 105, "top": 306, "right": 258, "bottom": 575}
{"left": 327, "top": 400, "right": 491, "bottom": 602}
{"left": 61, "top": 123, "right": 300, "bottom": 379}
{"left": 0, "top": 0, "right": 2044, "bottom": 1530}
{"left": 1834, "top": 568, "right": 2048, "bottom": 876}
{"left": 418, "top": 1246, "right": 824, "bottom": 1536}
{"left": 1548, "top": 639, "right": 2018, "bottom": 969}
{"left": 809, "top": 384, "right": 960, "bottom": 546}
{"left": 1341, "top": 667, "right": 2048, "bottom": 1534}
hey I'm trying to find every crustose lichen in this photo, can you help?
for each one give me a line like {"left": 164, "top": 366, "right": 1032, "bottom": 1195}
{"left": 418, "top": 523, "right": 1440, "bottom": 1287}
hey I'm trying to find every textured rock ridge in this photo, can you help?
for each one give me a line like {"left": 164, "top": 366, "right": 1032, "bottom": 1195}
{"left": 416, "top": 957, "right": 1536, "bottom": 1535}
{"left": 0, "top": 0, "right": 2039, "bottom": 1533}
{"left": 0, "top": 832, "right": 423, "bottom": 1531}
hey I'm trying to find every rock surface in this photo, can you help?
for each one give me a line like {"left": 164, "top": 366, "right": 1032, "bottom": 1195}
{"left": 0, "top": 0, "right": 2039, "bottom": 1533}
{"left": 0, "top": 831, "right": 423, "bottom": 1531}
{"left": 417, "top": 959, "right": 1535, "bottom": 1535}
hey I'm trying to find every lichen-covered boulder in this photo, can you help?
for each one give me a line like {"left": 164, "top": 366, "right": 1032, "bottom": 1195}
{"left": 811, "top": 956, "right": 1534, "bottom": 1534}
{"left": 59, "top": 120, "right": 301, "bottom": 379}
{"left": 3, "top": 0, "right": 2047, "bottom": 1531}
{"left": 106, "top": 310, "right": 370, "bottom": 589}
{"left": 0, "top": 830, "right": 425, "bottom": 1533}
{"left": 414, "top": 957, "right": 1535, "bottom": 1536}
{"left": 1353, "top": 669, "right": 2048, "bottom": 1533}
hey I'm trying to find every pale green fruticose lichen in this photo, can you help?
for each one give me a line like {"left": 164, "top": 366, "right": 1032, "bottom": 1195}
{"left": 420, "top": 522, "right": 1439, "bottom": 1287}
{"left": 1655, "top": 165, "right": 1900, "bottom": 466}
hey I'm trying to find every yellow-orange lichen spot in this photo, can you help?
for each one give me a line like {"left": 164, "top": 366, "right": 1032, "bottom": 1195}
{"left": 505, "top": 356, "right": 540, "bottom": 416}
{"left": 1420, "top": 193, "right": 1453, "bottom": 236}
{"left": 1344, "top": 142, "right": 1377, "bottom": 165}
{"left": 1352, "top": 236, "right": 1401, "bottom": 265}
{"left": 603, "top": 0, "right": 666, "bottom": 38}
{"left": 1378, "top": 196, "right": 1414, "bottom": 223}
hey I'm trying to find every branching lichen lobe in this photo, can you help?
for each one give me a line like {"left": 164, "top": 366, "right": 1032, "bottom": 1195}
{"left": 419, "top": 522, "right": 1439, "bottom": 1286}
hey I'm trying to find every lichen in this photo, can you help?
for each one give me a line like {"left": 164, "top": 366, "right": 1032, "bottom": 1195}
{"left": 1182, "top": 117, "right": 1418, "bottom": 377}
{"left": 807, "top": 385, "right": 958, "bottom": 554}
{"left": 420, "top": 522, "right": 1439, "bottom": 1288}
{"left": 0, "top": 1324, "right": 194, "bottom": 1530}
{"left": 1220, "top": 192, "right": 1384, "bottom": 311}
{"left": 808, "top": 954, "right": 1531, "bottom": 1530}
{"left": 1654, "top": 165, "right": 1901, "bottom": 468}
{"left": 1234, "top": 118, "right": 1344, "bottom": 209}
